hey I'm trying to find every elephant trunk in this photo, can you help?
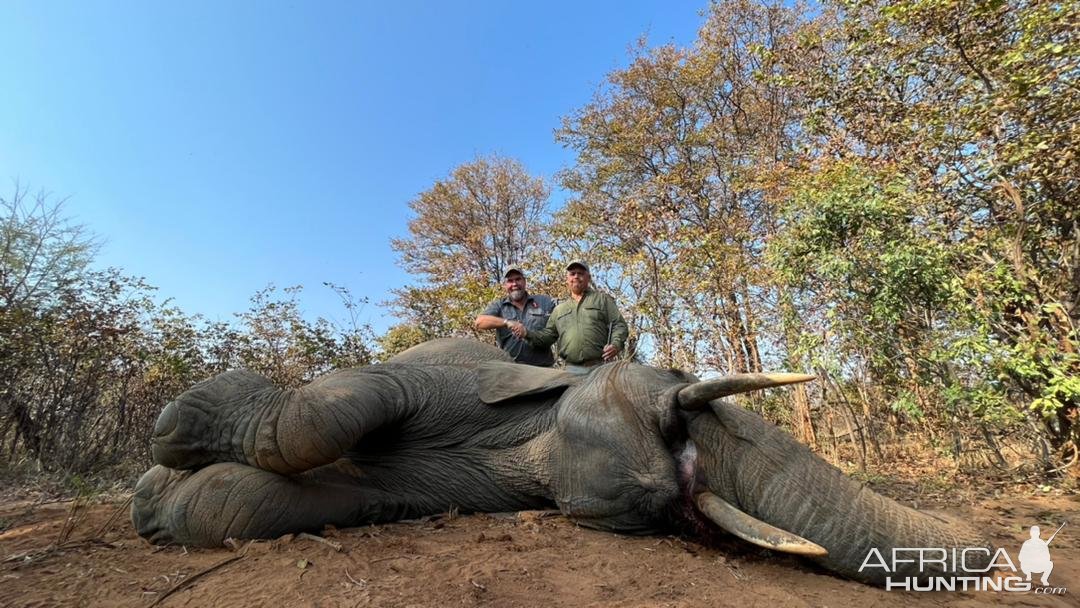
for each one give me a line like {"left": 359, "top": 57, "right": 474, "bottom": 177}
{"left": 686, "top": 400, "right": 990, "bottom": 584}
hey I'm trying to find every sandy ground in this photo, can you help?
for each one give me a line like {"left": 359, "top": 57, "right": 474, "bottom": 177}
{"left": 0, "top": 489, "right": 1077, "bottom": 608}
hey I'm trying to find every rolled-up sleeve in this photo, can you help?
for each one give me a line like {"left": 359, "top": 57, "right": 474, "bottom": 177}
{"left": 482, "top": 300, "right": 503, "bottom": 317}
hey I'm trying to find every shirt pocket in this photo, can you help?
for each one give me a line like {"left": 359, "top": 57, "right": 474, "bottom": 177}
{"left": 525, "top": 309, "right": 550, "bottom": 330}
{"left": 582, "top": 305, "right": 609, "bottom": 341}
{"left": 582, "top": 304, "right": 606, "bottom": 324}
{"left": 554, "top": 310, "right": 573, "bottom": 333}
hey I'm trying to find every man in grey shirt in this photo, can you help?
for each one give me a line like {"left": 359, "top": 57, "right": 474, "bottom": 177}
{"left": 474, "top": 267, "right": 556, "bottom": 367}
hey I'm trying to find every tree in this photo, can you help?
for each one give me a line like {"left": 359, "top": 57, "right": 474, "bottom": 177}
{"left": 226, "top": 284, "right": 375, "bottom": 388}
{"left": 777, "top": 0, "right": 1079, "bottom": 450}
{"left": 375, "top": 323, "right": 431, "bottom": 361}
{"left": 389, "top": 154, "right": 552, "bottom": 337}
{"left": 769, "top": 160, "right": 968, "bottom": 445}
{"left": 0, "top": 185, "right": 102, "bottom": 468}
{"left": 0, "top": 185, "right": 378, "bottom": 474}
{"left": 0, "top": 183, "right": 96, "bottom": 310}
{"left": 556, "top": 0, "right": 812, "bottom": 373}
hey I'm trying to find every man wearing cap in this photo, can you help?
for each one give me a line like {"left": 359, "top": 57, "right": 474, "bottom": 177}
{"left": 525, "top": 261, "right": 629, "bottom": 374}
{"left": 474, "top": 267, "right": 556, "bottom": 367}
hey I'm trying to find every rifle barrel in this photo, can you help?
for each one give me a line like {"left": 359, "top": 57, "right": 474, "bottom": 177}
{"left": 1047, "top": 520, "right": 1067, "bottom": 545}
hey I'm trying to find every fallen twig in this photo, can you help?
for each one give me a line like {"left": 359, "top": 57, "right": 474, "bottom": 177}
{"left": 92, "top": 494, "right": 134, "bottom": 539}
{"left": 55, "top": 494, "right": 91, "bottom": 546}
{"left": 3, "top": 551, "right": 33, "bottom": 563}
{"left": 147, "top": 541, "right": 253, "bottom": 607}
{"left": 344, "top": 568, "right": 365, "bottom": 587}
{"left": 297, "top": 532, "right": 343, "bottom": 552}
{"left": 369, "top": 554, "right": 412, "bottom": 563}
{"left": 369, "top": 549, "right": 457, "bottom": 564}
{"left": 4, "top": 538, "right": 122, "bottom": 566}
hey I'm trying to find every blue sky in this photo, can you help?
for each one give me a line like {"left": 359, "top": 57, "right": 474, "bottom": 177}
{"left": 1, "top": 1, "right": 707, "bottom": 334}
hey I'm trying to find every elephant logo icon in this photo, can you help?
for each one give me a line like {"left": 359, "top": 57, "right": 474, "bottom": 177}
{"left": 1019, "top": 522, "right": 1065, "bottom": 586}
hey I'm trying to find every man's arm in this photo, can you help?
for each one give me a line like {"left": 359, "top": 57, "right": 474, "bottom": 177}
{"left": 474, "top": 300, "right": 509, "bottom": 331}
{"left": 525, "top": 309, "right": 559, "bottom": 348}
{"left": 474, "top": 314, "right": 511, "bottom": 331}
{"left": 605, "top": 294, "right": 629, "bottom": 351}
{"left": 477, "top": 314, "right": 526, "bottom": 338}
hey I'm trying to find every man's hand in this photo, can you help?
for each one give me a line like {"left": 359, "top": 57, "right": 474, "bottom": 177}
{"left": 507, "top": 320, "right": 527, "bottom": 339}
{"left": 602, "top": 344, "right": 620, "bottom": 361}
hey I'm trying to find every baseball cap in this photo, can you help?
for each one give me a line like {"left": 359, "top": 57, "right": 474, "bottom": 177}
{"left": 565, "top": 260, "right": 589, "bottom": 272}
{"left": 502, "top": 267, "right": 525, "bottom": 279}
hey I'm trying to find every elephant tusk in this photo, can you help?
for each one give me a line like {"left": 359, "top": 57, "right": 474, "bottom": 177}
{"left": 695, "top": 492, "right": 828, "bottom": 557}
{"left": 677, "top": 373, "right": 815, "bottom": 410}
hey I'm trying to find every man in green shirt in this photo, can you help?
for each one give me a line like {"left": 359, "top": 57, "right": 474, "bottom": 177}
{"left": 525, "top": 261, "right": 629, "bottom": 373}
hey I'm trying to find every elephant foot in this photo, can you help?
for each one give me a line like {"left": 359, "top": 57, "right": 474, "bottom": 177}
{"left": 132, "top": 465, "right": 195, "bottom": 545}
{"left": 151, "top": 370, "right": 279, "bottom": 470}
{"left": 151, "top": 367, "right": 414, "bottom": 476}
{"left": 132, "top": 462, "right": 393, "bottom": 547}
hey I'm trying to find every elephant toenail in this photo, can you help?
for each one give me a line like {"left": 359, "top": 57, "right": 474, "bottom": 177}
{"left": 154, "top": 401, "right": 180, "bottom": 438}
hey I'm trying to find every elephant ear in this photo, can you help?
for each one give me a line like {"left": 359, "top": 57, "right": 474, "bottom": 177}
{"left": 477, "top": 361, "right": 581, "bottom": 404}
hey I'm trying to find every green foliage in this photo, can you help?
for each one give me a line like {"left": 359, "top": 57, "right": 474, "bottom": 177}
{"left": 771, "top": 161, "right": 955, "bottom": 349}
{"left": 890, "top": 391, "right": 924, "bottom": 422}
{"left": 375, "top": 324, "right": 431, "bottom": 361}
{"left": 390, "top": 278, "right": 500, "bottom": 340}
{"left": 769, "top": 0, "right": 1079, "bottom": 446}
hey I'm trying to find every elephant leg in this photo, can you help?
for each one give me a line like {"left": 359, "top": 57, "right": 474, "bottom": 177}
{"left": 132, "top": 461, "right": 402, "bottom": 547}
{"left": 151, "top": 366, "right": 415, "bottom": 475}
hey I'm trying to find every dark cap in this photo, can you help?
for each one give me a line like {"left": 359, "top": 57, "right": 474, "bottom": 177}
{"left": 565, "top": 260, "right": 589, "bottom": 272}
{"left": 502, "top": 267, "right": 525, "bottom": 279}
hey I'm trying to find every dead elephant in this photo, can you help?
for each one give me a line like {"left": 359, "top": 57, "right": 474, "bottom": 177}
{"left": 132, "top": 338, "right": 987, "bottom": 584}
